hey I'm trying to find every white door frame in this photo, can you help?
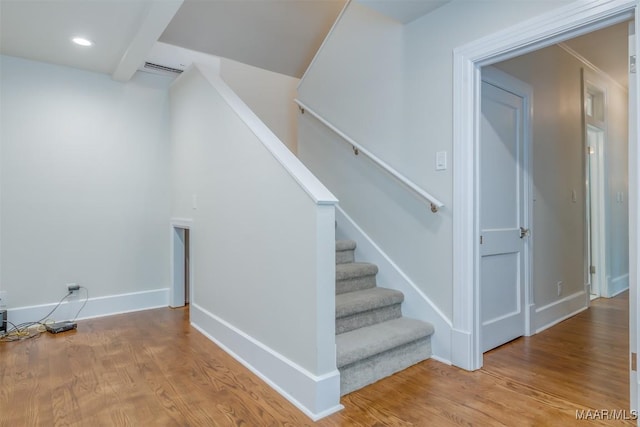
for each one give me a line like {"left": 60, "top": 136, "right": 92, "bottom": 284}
{"left": 480, "top": 66, "right": 534, "bottom": 347}
{"left": 583, "top": 69, "right": 610, "bottom": 299}
{"left": 452, "top": 0, "right": 638, "bottom": 371}
{"left": 628, "top": 19, "right": 638, "bottom": 415}
{"left": 170, "top": 218, "right": 194, "bottom": 308}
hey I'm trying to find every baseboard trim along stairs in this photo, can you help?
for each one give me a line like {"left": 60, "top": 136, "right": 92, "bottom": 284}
{"left": 335, "top": 239, "right": 434, "bottom": 395}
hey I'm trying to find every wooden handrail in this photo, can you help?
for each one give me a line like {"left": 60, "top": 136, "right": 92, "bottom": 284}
{"left": 295, "top": 99, "right": 444, "bottom": 213}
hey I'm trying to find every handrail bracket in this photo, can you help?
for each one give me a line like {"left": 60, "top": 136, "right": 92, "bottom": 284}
{"left": 294, "top": 99, "right": 444, "bottom": 213}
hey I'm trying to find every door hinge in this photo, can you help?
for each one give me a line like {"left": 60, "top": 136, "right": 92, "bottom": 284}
{"left": 632, "top": 352, "right": 637, "bottom": 371}
{"left": 590, "top": 265, "right": 596, "bottom": 274}
{"left": 631, "top": 55, "right": 637, "bottom": 74}
{"left": 480, "top": 235, "right": 483, "bottom": 244}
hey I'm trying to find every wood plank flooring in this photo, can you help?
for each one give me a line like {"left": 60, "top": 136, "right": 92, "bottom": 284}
{"left": 0, "top": 293, "right": 632, "bottom": 426}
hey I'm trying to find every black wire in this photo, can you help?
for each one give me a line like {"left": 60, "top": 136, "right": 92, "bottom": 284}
{"left": 1, "top": 291, "right": 73, "bottom": 343}
{"left": 5, "top": 320, "right": 19, "bottom": 331}
{"left": 36, "top": 291, "right": 72, "bottom": 323}
{"left": 72, "top": 286, "right": 89, "bottom": 321}
{"left": 1, "top": 287, "right": 89, "bottom": 343}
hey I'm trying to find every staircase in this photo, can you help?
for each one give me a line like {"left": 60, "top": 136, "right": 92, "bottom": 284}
{"left": 335, "top": 239, "right": 434, "bottom": 395}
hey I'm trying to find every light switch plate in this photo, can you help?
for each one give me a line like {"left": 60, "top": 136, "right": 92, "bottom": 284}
{"left": 436, "top": 151, "right": 447, "bottom": 171}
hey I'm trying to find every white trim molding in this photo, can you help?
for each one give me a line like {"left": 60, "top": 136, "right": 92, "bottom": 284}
{"left": 610, "top": 274, "right": 630, "bottom": 297}
{"left": 170, "top": 217, "right": 193, "bottom": 229}
{"left": 558, "top": 42, "right": 628, "bottom": 92}
{"left": 452, "top": 0, "right": 638, "bottom": 371}
{"left": 190, "top": 303, "right": 343, "bottom": 421}
{"left": 534, "top": 291, "right": 588, "bottom": 333}
{"left": 7, "top": 288, "right": 169, "bottom": 326}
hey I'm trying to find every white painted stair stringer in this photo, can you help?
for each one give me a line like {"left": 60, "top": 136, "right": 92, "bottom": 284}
{"left": 335, "top": 205, "right": 452, "bottom": 364}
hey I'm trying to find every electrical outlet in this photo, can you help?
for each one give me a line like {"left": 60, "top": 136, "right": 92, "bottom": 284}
{"left": 67, "top": 283, "right": 80, "bottom": 293}
{"left": 557, "top": 281, "right": 563, "bottom": 296}
{"left": 0, "top": 290, "right": 7, "bottom": 309}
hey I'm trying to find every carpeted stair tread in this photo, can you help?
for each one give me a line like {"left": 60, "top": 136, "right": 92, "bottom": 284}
{"left": 336, "top": 262, "right": 378, "bottom": 280}
{"left": 336, "top": 287, "right": 404, "bottom": 318}
{"left": 336, "top": 317, "right": 434, "bottom": 368}
{"left": 336, "top": 240, "right": 357, "bottom": 264}
{"left": 336, "top": 240, "right": 357, "bottom": 251}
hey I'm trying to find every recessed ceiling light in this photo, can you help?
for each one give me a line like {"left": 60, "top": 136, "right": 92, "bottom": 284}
{"left": 72, "top": 37, "right": 93, "bottom": 47}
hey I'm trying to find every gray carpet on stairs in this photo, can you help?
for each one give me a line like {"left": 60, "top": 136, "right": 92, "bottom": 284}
{"left": 335, "top": 287, "right": 403, "bottom": 334}
{"left": 339, "top": 336, "right": 432, "bottom": 395}
{"left": 335, "top": 262, "right": 378, "bottom": 294}
{"left": 334, "top": 239, "right": 434, "bottom": 395}
{"left": 336, "top": 317, "right": 434, "bottom": 367}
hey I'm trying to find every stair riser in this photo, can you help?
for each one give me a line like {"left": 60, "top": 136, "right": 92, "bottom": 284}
{"left": 339, "top": 337, "right": 431, "bottom": 396}
{"left": 336, "top": 249, "right": 355, "bottom": 264}
{"left": 336, "top": 275, "right": 376, "bottom": 294}
{"left": 336, "top": 304, "right": 402, "bottom": 334}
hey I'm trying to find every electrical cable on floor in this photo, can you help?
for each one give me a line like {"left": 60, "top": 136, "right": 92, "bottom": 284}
{"left": 0, "top": 289, "right": 87, "bottom": 343}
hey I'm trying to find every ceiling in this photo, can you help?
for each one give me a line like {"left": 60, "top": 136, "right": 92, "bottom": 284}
{"left": 0, "top": 0, "right": 347, "bottom": 80}
{"left": 0, "top": 1, "right": 631, "bottom": 83}
{"left": 0, "top": 0, "right": 153, "bottom": 76}
{"left": 160, "top": 0, "right": 346, "bottom": 78}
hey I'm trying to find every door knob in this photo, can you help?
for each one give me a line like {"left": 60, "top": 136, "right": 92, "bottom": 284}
{"left": 520, "top": 227, "right": 530, "bottom": 239}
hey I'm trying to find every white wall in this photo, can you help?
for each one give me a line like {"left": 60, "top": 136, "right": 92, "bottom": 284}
{"left": 169, "top": 66, "right": 339, "bottom": 418}
{"left": 0, "top": 55, "right": 172, "bottom": 317}
{"left": 297, "top": 0, "right": 572, "bottom": 327}
{"left": 220, "top": 58, "right": 300, "bottom": 153}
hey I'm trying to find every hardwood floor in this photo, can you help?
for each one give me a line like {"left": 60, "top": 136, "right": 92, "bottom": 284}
{"left": 0, "top": 293, "right": 632, "bottom": 426}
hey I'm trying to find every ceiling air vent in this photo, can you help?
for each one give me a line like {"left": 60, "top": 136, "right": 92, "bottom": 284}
{"left": 141, "top": 61, "right": 184, "bottom": 76}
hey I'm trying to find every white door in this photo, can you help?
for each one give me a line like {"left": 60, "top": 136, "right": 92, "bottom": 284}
{"left": 480, "top": 73, "right": 529, "bottom": 353}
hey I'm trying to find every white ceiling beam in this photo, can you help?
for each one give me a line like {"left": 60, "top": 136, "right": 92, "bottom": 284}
{"left": 112, "top": 0, "right": 183, "bottom": 82}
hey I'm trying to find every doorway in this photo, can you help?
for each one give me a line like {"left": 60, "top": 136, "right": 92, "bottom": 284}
{"left": 171, "top": 223, "right": 191, "bottom": 308}
{"left": 452, "top": 1, "right": 638, "bottom": 374}
{"left": 587, "top": 125, "right": 607, "bottom": 299}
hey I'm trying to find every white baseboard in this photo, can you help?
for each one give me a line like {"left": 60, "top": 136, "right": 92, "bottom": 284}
{"left": 609, "top": 274, "right": 630, "bottom": 297}
{"left": 190, "top": 303, "right": 343, "bottom": 421}
{"left": 451, "top": 328, "right": 478, "bottom": 370}
{"left": 526, "top": 303, "right": 537, "bottom": 336}
{"left": 335, "top": 206, "right": 452, "bottom": 364}
{"left": 534, "top": 290, "right": 588, "bottom": 333}
{"left": 6, "top": 288, "right": 169, "bottom": 326}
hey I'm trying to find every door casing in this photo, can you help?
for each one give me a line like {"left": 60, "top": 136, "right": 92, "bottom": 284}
{"left": 452, "top": 0, "right": 638, "bottom": 372}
